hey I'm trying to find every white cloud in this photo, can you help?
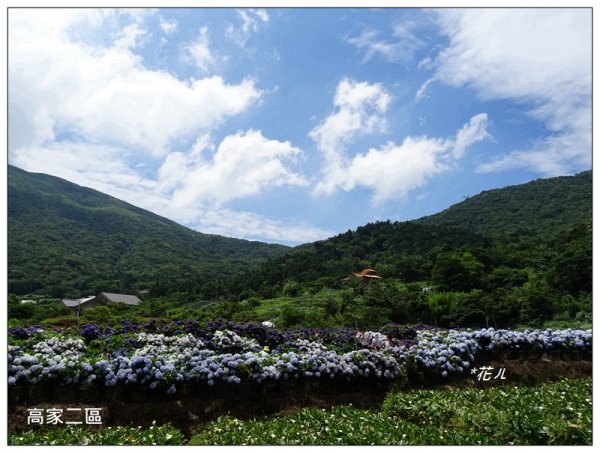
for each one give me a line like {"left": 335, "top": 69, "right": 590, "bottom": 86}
{"left": 9, "top": 10, "right": 262, "bottom": 158}
{"left": 11, "top": 135, "right": 319, "bottom": 245}
{"left": 417, "top": 56, "right": 434, "bottom": 70}
{"left": 310, "top": 81, "right": 489, "bottom": 204}
{"left": 162, "top": 130, "right": 307, "bottom": 207}
{"left": 159, "top": 17, "right": 177, "bottom": 34}
{"left": 420, "top": 9, "right": 591, "bottom": 175}
{"left": 346, "top": 22, "right": 425, "bottom": 64}
{"left": 226, "top": 9, "right": 269, "bottom": 47}
{"left": 10, "top": 142, "right": 164, "bottom": 211}
{"left": 452, "top": 113, "right": 493, "bottom": 159}
{"left": 189, "top": 209, "right": 333, "bottom": 245}
{"left": 310, "top": 79, "right": 392, "bottom": 195}
{"left": 476, "top": 131, "right": 590, "bottom": 176}
{"left": 8, "top": 9, "right": 328, "bottom": 244}
{"left": 184, "top": 26, "right": 216, "bottom": 73}
{"left": 114, "top": 22, "right": 149, "bottom": 49}
{"left": 344, "top": 113, "right": 491, "bottom": 203}
{"left": 253, "top": 9, "right": 269, "bottom": 24}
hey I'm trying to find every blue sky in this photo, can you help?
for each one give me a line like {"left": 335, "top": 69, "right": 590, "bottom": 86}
{"left": 8, "top": 8, "right": 592, "bottom": 244}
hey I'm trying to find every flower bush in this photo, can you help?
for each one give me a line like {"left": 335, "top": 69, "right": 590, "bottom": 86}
{"left": 211, "top": 330, "right": 261, "bottom": 353}
{"left": 7, "top": 323, "right": 592, "bottom": 394}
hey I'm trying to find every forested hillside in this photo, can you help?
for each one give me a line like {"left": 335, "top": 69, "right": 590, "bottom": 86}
{"left": 228, "top": 221, "right": 492, "bottom": 297}
{"left": 416, "top": 171, "right": 592, "bottom": 240}
{"left": 7, "top": 165, "right": 288, "bottom": 297}
{"left": 203, "top": 171, "right": 591, "bottom": 329}
{"left": 224, "top": 171, "right": 591, "bottom": 297}
{"left": 8, "top": 167, "right": 592, "bottom": 330}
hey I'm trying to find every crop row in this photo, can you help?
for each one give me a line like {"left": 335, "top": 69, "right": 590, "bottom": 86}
{"left": 8, "top": 324, "right": 592, "bottom": 394}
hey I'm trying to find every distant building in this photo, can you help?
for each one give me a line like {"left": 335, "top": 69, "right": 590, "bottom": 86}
{"left": 351, "top": 268, "right": 383, "bottom": 280}
{"left": 61, "top": 296, "right": 98, "bottom": 313}
{"left": 96, "top": 292, "right": 142, "bottom": 306}
{"left": 341, "top": 268, "right": 383, "bottom": 283}
{"left": 61, "top": 292, "right": 141, "bottom": 313}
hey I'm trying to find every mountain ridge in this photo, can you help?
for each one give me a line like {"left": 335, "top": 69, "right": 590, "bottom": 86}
{"left": 225, "top": 170, "right": 592, "bottom": 298}
{"left": 8, "top": 165, "right": 289, "bottom": 297}
{"left": 7, "top": 165, "right": 592, "bottom": 300}
{"left": 415, "top": 171, "right": 592, "bottom": 240}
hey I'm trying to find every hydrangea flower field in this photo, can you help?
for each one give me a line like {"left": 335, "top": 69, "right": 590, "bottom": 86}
{"left": 8, "top": 321, "right": 592, "bottom": 394}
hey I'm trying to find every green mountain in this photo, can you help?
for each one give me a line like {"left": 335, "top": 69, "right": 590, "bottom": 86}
{"left": 416, "top": 171, "right": 592, "bottom": 241}
{"left": 8, "top": 165, "right": 592, "bottom": 308}
{"left": 7, "top": 165, "right": 289, "bottom": 297}
{"left": 228, "top": 220, "right": 492, "bottom": 297}
{"left": 226, "top": 171, "right": 592, "bottom": 300}
{"left": 8, "top": 167, "right": 591, "bottom": 328}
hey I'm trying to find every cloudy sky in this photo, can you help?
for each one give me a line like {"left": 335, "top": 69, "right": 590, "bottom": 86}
{"left": 8, "top": 7, "right": 592, "bottom": 245}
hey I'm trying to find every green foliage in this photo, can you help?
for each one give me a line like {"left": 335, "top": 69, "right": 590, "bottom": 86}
{"left": 81, "top": 306, "right": 114, "bottom": 325}
{"left": 8, "top": 300, "right": 35, "bottom": 320}
{"left": 189, "top": 378, "right": 591, "bottom": 445}
{"left": 381, "top": 377, "right": 592, "bottom": 445}
{"left": 188, "top": 406, "right": 452, "bottom": 446}
{"left": 426, "top": 290, "right": 493, "bottom": 328}
{"left": 8, "top": 297, "right": 73, "bottom": 325}
{"left": 219, "top": 171, "right": 591, "bottom": 329}
{"left": 229, "top": 220, "right": 490, "bottom": 296}
{"left": 431, "top": 251, "right": 486, "bottom": 292}
{"left": 417, "top": 171, "right": 592, "bottom": 241}
{"left": 9, "top": 423, "right": 185, "bottom": 446}
{"left": 8, "top": 165, "right": 288, "bottom": 298}
{"left": 8, "top": 167, "right": 591, "bottom": 331}
{"left": 546, "top": 223, "right": 592, "bottom": 295}
{"left": 280, "top": 305, "right": 309, "bottom": 328}
{"left": 516, "top": 274, "right": 555, "bottom": 325}
{"left": 40, "top": 315, "right": 79, "bottom": 328}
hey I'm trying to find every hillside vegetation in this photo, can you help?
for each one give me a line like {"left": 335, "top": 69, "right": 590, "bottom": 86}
{"left": 8, "top": 167, "right": 591, "bottom": 330}
{"left": 416, "top": 171, "right": 592, "bottom": 241}
{"left": 228, "top": 221, "right": 492, "bottom": 297}
{"left": 212, "top": 171, "right": 591, "bottom": 328}
{"left": 8, "top": 165, "right": 288, "bottom": 297}
{"left": 227, "top": 171, "right": 591, "bottom": 297}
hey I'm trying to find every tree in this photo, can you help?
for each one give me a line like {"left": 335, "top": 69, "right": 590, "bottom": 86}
{"left": 201, "top": 280, "right": 228, "bottom": 300}
{"left": 280, "top": 306, "right": 305, "bottom": 328}
{"left": 426, "top": 293, "right": 445, "bottom": 327}
{"left": 81, "top": 305, "right": 112, "bottom": 325}
{"left": 432, "top": 251, "right": 486, "bottom": 292}
{"left": 517, "top": 274, "right": 554, "bottom": 325}
{"left": 8, "top": 297, "right": 35, "bottom": 320}
{"left": 546, "top": 223, "right": 592, "bottom": 296}
{"left": 282, "top": 281, "right": 301, "bottom": 297}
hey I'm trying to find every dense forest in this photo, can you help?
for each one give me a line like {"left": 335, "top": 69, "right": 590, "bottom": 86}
{"left": 8, "top": 167, "right": 592, "bottom": 330}
{"left": 417, "top": 171, "right": 592, "bottom": 240}
{"left": 7, "top": 165, "right": 288, "bottom": 297}
{"left": 225, "top": 171, "right": 592, "bottom": 295}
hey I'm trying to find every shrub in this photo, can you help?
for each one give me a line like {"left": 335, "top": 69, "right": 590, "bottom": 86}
{"left": 382, "top": 377, "right": 592, "bottom": 445}
{"left": 189, "top": 378, "right": 592, "bottom": 445}
{"left": 40, "top": 316, "right": 78, "bottom": 328}
{"left": 9, "top": 423, "right": 185, "bottom": 446}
